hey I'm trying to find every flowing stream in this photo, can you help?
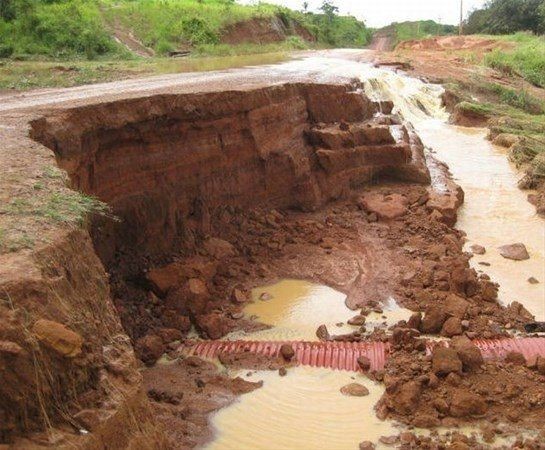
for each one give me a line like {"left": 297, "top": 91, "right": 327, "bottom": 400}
{"left": 203, "top": 56, "right": 545, "bottom": 450}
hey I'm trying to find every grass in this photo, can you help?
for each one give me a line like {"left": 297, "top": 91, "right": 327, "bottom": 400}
{"left": 484, "top": 33, "right": 545, "bottom": 88}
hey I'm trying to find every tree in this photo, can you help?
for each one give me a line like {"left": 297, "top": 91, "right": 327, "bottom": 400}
{"left": 465, "top": 0, "right": 544, "bottom": 34}
{"left": 320, "top": 0, "right": 339, "bottom": 22}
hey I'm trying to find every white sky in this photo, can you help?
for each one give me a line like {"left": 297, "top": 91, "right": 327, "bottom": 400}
{"left": 240, "top": 0, "right": 488, "bottom": 27}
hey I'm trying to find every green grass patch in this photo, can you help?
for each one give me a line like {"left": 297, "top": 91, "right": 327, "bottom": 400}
{"left": 484, "top": 33, "right": 545, "bottom": 88}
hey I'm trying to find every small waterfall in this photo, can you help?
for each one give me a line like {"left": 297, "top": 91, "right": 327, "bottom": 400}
{"left": 360, "top": 68, "right": 449, "bottom": 124}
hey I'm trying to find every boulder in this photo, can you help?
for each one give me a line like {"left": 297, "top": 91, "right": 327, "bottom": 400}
{"left": 498, "top": 243, "right": 530, "bottom": 261}
{"left": 444, "top": 294, "right": 469, "bottom": 319}
{"left": 348, "top": 315, "right": 366, "bottom": 326}
{"left": 166, "top": 278, "right": 210, "bottom": 315}
{"left": 441, "top": 317, "right": 463, "bottom": 337}
{"left": 204, "top": 237, "right": 236, "bottom": 259}
{"left": 449, "top": 389, "right": 487, "bottom": 417}
{"left": 340, "top": 383, "right": 370, "bottom": 397}
{"left": 359, "top": 193, "right": 408, "bottom": 220}
{"left": 230, "top": 288, "right": 248, "bottom": 304}
{"left": 161, "top": 309, "right": 191, "bottom": 332}
{"left": 359, "top": 442, "right": 375, "bottom": 450}
{"left": 451, "top": 336, "right": 484, "bottom": 372}
{"left": 432, "top": 346, "right": 462, "bottom": 376}
{"left": 195, "top": 313, "right": 233, "bottom": 340}
{"left": 316, "top": 324, "right": 330, "bottom": 341}
{"left": 421, "top": 306, "right": 447, "bottom": 334}
{"left": 32, "top": 319, "right": 83, "bottom": 358}
{"left": 407, "top": 312, "right": 422, "bottom": 330}
{"left": 0, "top": 340, "right": 23, "bottom": 356}
{"left": 505, "top": 351, "right": 526, "bottom": 366}
{"left": 135, "top": 334, "right": 165, "bottom": 366}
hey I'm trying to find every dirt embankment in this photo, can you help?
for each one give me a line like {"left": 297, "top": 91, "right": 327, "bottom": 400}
{"left": 221, "top": 16, "right": 316, "bottom": 45}
{"left": 1, "top": 61, "right": 542, "bottom": 448}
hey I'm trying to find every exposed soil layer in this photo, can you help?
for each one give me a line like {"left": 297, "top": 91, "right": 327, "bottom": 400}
{"left": 221, "top": 16, "right": 316, "bottom": 45}
{"left": 0, "top": 53, "right": 542, "bottom": 448}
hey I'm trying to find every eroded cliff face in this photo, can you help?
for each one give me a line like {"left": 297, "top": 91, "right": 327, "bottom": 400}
{"left": 31, "top": 81, "right": 429, "bottom": 268}
{"left": 7, "top": 80, "right": 430, "bottom": 447}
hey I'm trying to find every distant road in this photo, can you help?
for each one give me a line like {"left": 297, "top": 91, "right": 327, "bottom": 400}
{"left": 368, "top": 33, "right": 395, "bottom": 51}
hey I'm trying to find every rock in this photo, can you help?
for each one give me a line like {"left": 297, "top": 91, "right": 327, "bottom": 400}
{"left": 359, "top": 193, "right": 408, "bottom": 220}
{"left": 441, "top": 317, "right": 463, "bottom": 337}
{"left": 359, "top": 441, "right": 375, "bottom": 450}
{"left": 156, "top": 328, "right": 183, "bottom": 344}
{"left": 316, "top": 324, "right": 330, "bottom": 341}
{"left": 407, "top": 312, "right": 422, "bottom": 330}
{"left": 432, "top": 346, "right": 462, "bottom": 376}
{"left": 278, "top": 367, "right": 287, "bottom": 377}
{"left": 280, "top": 344, "right": 295, "bottom": 361}
{"left": 421, "top": 306, "right": 447, "bottom": 334}
{"left": 230, "top": 288, "right": 248, "bottom": 304}
{"left": 166, "top": 278, "right": 210, "bottom": 315}
{"left": 135, "top": 334, "right": 165, "bottom": 366}
{"left": 146, "top": 256, "right": 217, "bottom": 296}
{"left": 413, "top": 412, "right": 441, "bottom": 428}
{"left": 470, "top": 244, "right": 486, "bottom": 255}
{"left": 32, "top": 319, "right": 83, "bottom": 358}
{"left": 73, "top": 409, "right": 102, "bottom": 431}
{"left": 449, "top": 389, "right": 487, "bottom": 417}
{"left": 357, "top": 355, "right": 371, "bottom": 371}
{"left": 204, "top": 237, "right": 236, "bottom": 259}
{"left": 195, "top": 313, "right": 232, "bottom": 340}
{"left": 528, "top": 277, "right": 540, "bottom": 284}
{"left": 480, "top": 281, "right": 498, "bottom": 302}
{"left": 392, "top": 381, "right": 422, "bottom": 414}
{"left": 505, "top": 351, "right": 526, "bottom": 365}
{"left": 348, "top": 315, "right": 366, "bottom": 326}
{"left": 340, "top": 383, "right": 370, "bottom": 397}
{"left": 451, "top": 336, "right": 484, "bottom": 372}
{"left": 161, "top": 309, "right": 191, "bottom": 332}
{"left": 444, "top": 294, "right": 469, "bottom": 319}
{"left": 0, "top": 340, "right": 23, "bottom": 356}
{"left": 498, "top": 243, "right": 530, "bottom": 261}
{"left": 259, "top": 292, "right": 273, "bottom": 301}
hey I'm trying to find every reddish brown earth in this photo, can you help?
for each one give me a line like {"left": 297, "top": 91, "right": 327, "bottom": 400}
{"left": 0, "top": 51, "right": 542, "bottom": 449}
{"left": 221, "top": 16, "right": 316, "bottom": 45}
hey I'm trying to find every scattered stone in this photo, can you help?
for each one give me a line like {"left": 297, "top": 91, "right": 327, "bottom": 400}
{"left": 359, "top": 441, "right": 375, "bottom": 450}
{"left": 451, "top": 336, "right": 484, "bottom": 372}
{"left": 280, "top": 344, "right": 295, "bottom": 361}
{"left": 340, "top": 383, "right": 370, "bottom": 397}
{"left": 478, "top": 261, "right": 491, "bottom": 266}
{"left": 421, "top": 306, "right": 447, "bottom": 334}
{"left": 316, "top": 324, "right": 330, "bottom": 341}
{"left": 259, "top": 292, "right": 273, "bottom": 301}
{"left": 441, "top": 317, "right": 463, "bottom": 337}
{"left": 470, "top": 244, "right": 486, "bottom": 255}
{"left": 348, "top": 315, "right": 366, "bottom": 326}
{"left": 357, "top": 356, "right": 371, "bottom": 371}
{"left": 278, "top": 367, "right": 287, "bottom": 377}
{"left": 528, "top": 277, "right": 540, "bottom": 284}
{"left": 360, "top": 193, "right": 408, "bottom": 220}
{"left": 498, "top": 243, "right": 530, "bottom": 261}
{"left": 32, "top": 319, "right": 83, "bottom": 358}
{"left": 432, "top": 346, "right": 462, "bottom": 376}
{"left": 135, "top": 334, "right": 165, "bottom": 366}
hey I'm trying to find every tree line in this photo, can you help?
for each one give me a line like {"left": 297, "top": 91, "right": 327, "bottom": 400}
{"left": 465, "top": 0, "right": 545, "bottom": 34}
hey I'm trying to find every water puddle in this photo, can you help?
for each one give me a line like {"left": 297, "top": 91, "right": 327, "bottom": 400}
{"left": 225, "top": 279, "right": 412, "bottom": 341}
{"left": 153, "top": 52, "right": 291, "bottom": 74}
{"left": 205, "top": 367, "right": 395, "bottom": 450}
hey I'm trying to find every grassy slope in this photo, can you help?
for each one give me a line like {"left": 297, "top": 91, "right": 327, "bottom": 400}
{"left": 448, "top": 33, "right": 545, "bottom": 181}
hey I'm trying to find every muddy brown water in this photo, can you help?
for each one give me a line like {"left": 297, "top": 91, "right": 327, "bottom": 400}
{"left": 201, "top": 58, "right": 545, "bottom": 449}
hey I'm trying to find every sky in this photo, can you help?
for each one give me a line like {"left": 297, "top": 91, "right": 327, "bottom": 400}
{"left": 240, "top": 0, "right": 488, "bottom": 27}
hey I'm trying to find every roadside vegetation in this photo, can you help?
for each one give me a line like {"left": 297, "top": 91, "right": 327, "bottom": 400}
{"left": 374, "top": 20, "right": 457, "bottom": 47}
